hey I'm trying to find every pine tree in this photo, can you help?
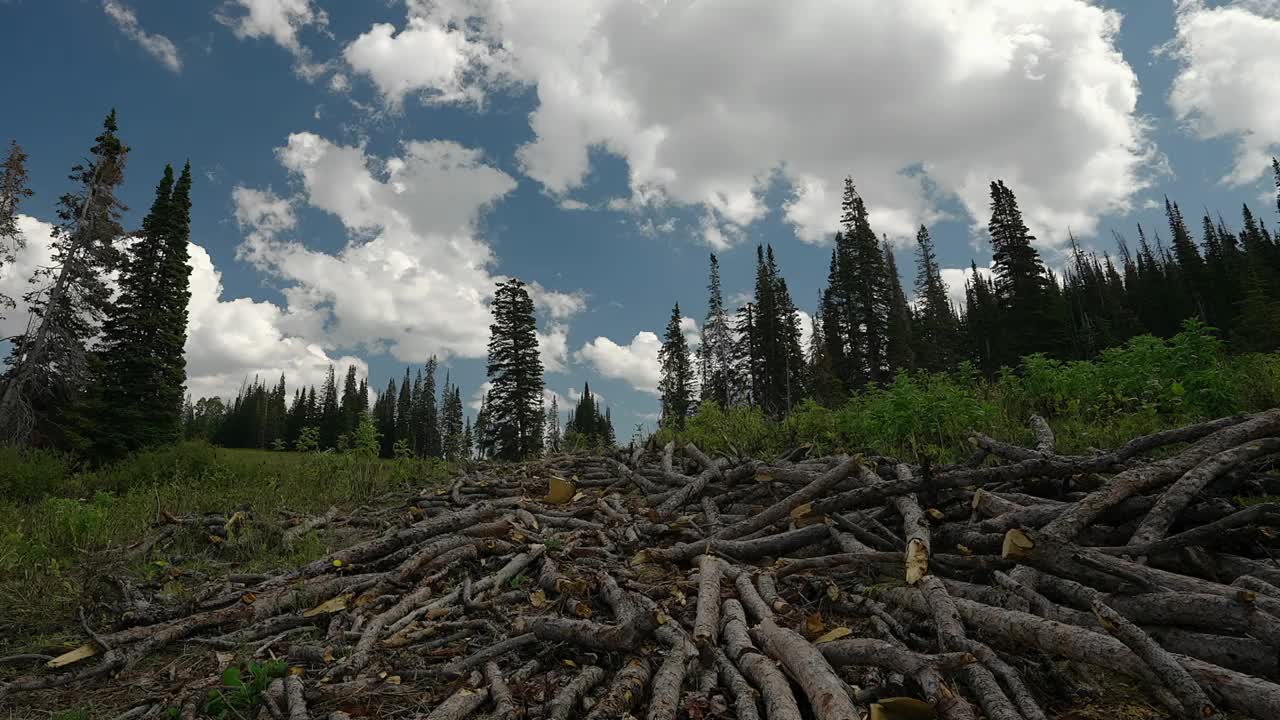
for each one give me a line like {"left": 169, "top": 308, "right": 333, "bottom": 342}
{"left": 0, "top": 141, "right": 34, "bottom": 321}
{"left": 155, "top": 162, "right": 192, "bottom": 440}
{"left": 698, "top": 253, "right": 734, "bottom": 409}
{"left": 842, "top": 180, "right": 892, "bottom": 383}
{"left": 658, "top": 303, "right": 694, "bottom": 429}
{"left": 2, "top": 111, "right": 129, "bottom": 447}
{"left": 396, "top": 367, "right": 412, "bottom": 452}
{"left": 486, "top": 278, "right": 544, "bottom": 460}
{"left": 463, "top": 415, "right": 473, "bottom": 459}
{"left": 807, "top": 294, "right": 843, "bottom": 407}
{"left": 420, "top": 358, "right": 440, "bottom": 457}
{"left": 319, "top": 364, "right": 340, "bottom": 449}
{"left": 911, "top": 225, "right": 960, "bottom": 372}
{"left": 1165, "top": 198, "right": 1208, "bottom": 322}
{"left": 339, "top": 364, "right": 361, "bottom": 441}
{"left": 987, "top": 180, "right": 1057, "bottom": 365}
{"left": 732, "top": 302, "right": 762, "bottom": 408}
{"left": 882, "top": 238, "right": 913, "bottom": 374}
{"left": 377, "top": 377, "right": 397, "bottom": 458}
{"left": 964, "top": 261, "right": 1000, "bottom": 376}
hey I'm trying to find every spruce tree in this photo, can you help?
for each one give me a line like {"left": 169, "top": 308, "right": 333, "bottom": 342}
{"left": 1165, "top": 198, "right": 1208, "bottom": 322}
{"left": 842, "top": 180, "right": 891, "bottom": 383}
{"left": 807, "top": 294, "right": 844, "bottom": 407}
{"left": 486, "top": 278, "right": 544, "bottom": 460}
{"left": 340, "top": 364, "right": 361, "bottom": 439}
{"left": 698, "top": 253, "right": 735, "bottom": 409}
{"left": 420, "top": 358, "right": 440, "bottom": 457}
{"left": 377, "top": 377, "right": 397, "bottom": 458}
{"left": 395, "top": 367, "right": 412, "bottom": 451}
{"left": 2, "top": 111, "right": 128, "bottom": 447}
{"left": 0, "top": 141, "right": 34, "bottom": 321}
{"left": 319, "top": 364, "right": 340, "bottom": 449}
{"left": 156, "top": 162, "right": 192, "bottom": 439}
{"left": 987, "top": 180, "right": 1057, "bottom": 365}
{"left": 658, "top": 303, "right": 694, "bottom": 429}
{"left": 882, "top": 238, "right": 913, "bottom": 374}
{"left": 912, "top": 225, "right": 960, "bottom": 372}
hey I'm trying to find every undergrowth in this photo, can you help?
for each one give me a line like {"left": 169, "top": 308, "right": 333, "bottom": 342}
{"left": 657, "top": 322, "right": 1280, "bottom": 461}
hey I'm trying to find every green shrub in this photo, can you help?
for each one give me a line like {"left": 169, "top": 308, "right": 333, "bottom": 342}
{"left": 0, "top": 447, "right": 75, "bottom": 502}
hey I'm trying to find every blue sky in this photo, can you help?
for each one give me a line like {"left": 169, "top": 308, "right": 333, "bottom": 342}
{"left": 1, "top": 0, "right": 1278, "bottom": 436}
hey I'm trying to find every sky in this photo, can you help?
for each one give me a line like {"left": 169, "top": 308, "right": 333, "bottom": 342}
{"left": 1, "top": 0, "right": 1278, "bottom": 438}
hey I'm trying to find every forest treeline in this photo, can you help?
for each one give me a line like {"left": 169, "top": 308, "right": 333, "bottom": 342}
{"left": 3, "top": 111, "right": 1279, "bottom": 464}
{"left": 657, "top": 167, "right": 1280, "bottom": 429}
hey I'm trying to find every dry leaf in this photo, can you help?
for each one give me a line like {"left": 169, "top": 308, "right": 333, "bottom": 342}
{"left": 804, "top": 612, "right": 824, "bottom": 636}
{"left": 241, "top": 592, "right": 258, "bottom": 605}
{"left": 544, "top": 475, "right": 576, "bottom": 505}
{"left": 671, "top": 588, "right": 687, "bottom": 606}
{"left": 825, "top": 583, "right": 841, "bottom": 602}
{"left": 215, "top": 651, "right": 235, "bottom": 669}
{"left": 426, "top": 607, "right": 452, "bottom": 619}
{"left": 754, "top": 472, "right": 775, "bottom": 483}
{"left": 571, "top": 491, "right": 586, "bottom": 502}
{"left": 871, "top": 697, "right": 937, "bottom": 720}
{"left": 529, "top": 590, "right": 548, "bottom": 608}
{"left": 815, "top": 627, "right": 853, "bottom": 644}
{"left": 47, "top": 643, "right": 98, "bottom": 669}
{"left": 207, "top": 534, "right": 223, "bottom": 544}
{"left": 289, "top": 666, "right": 305, "bottom": 677}
{"left": 384, "top": 675, "right": 402, "bottom": 685}
{"left": 572, "top": 601, "right": 594, "bottom": 619}
{"left": 789, "top": 502, "right": 813, "bottom": 521}
{"left": 303, "top": 593, "right": 351, "bottom": 618}
{"left": 563, "top": 659, "right": 578, "bottom": 668}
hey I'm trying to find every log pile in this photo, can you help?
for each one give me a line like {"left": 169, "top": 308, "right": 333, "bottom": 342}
{"left": 5, "top": 408, "right": 1280, "bottom": 719}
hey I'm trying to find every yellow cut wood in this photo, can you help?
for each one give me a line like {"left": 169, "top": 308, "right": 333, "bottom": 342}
{"left": 543, "top": 475, "right": 576, "bottom": 505}
{"left": 303, "top": 593, "right": 351, "bottom": 617}
{"left": 46, "top": 642, "right": 98, "bottom": 668}
{"left": 814, "top": 626, "right": 853, "bottom": 644}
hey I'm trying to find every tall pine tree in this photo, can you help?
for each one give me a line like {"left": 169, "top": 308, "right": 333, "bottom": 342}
{"left": 912, "top": 225, "right": 960, "bottom": 372}
{"left": 0, "top": 141, "right": 34, "bottom": 321}
{"left": 698, "top": 253, "right": 734, "bottom": 409}
{"left": 486, "top": 279, "right": 544, "bottom": 459}
{"left": 658, "top": 303, "right": 694, "bottom": 429}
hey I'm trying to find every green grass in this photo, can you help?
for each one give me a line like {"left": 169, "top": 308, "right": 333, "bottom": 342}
{"left": 0, "top": 443, "right": 451, "bottom": 652}
{"left": 657, "top": 322, "right": 1280, "bottom": 462}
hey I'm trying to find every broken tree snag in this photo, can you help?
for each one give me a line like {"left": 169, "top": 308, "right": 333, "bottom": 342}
{"left": 756, "top": 573, "right": 793, "bottom": 615}
{"left": 917, "top": 576, "right": 1022, "bottom": 720}
{"left": 547, "top": 665, "right": 607, "bottom": 720}
{"left": 1039, "top": 408, "right": 1280, "bottom": 541}
{"left": 483, "top": 660, "right": 514, "bottom": 720}
{"left": 283, "top": 674, "right": 308, "bottom": 720}
{"left": 426, "top": 683, "right": 490, "bottom": 720}
{"left": 711, "top": 646, "right": 763, "bottom": 720}
{"left": 1128, "top": 438, "right": 1280, "bottom": 549}
{"left": 715, "top": 456, "right": 859, "bottom": 541}
{"left": 820, "top": 639, "right": 977, "bottom": 720}
{"left": 282, "top": 506, "right": 339, "bottom": 549}
{"left": 1089, "top": 598, "right": 1217, "bottom": 719}
{"left": 662, "top": 440, "right": 675, "bottom": 473}
{"left": 750, "top": 617, "right": 862, "bottom": 720}
{"left": 893, "top": 464, "right": 931, "bottom": 585}
{"left": 647, "top": 622, "right": 698, "bottom": 720}
{"left": 1030, "top": 414, "right": 1056, "bottom": 454}
{"left": 584, "top": 656, "right": 651, "bottom": 720}
{"left": 721, "top": 599, "right": 802, "bottom": 720}
{"left": 953, "top": 638, "right": 1048, "bottom": 720}
{"left": 881, "top": 586, "right": 1280, "bottom": 720}
{"left": 692, "top": 554, "right": 723, "bottom": 648}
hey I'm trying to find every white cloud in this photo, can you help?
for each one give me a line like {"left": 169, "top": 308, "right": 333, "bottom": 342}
{"left": 1167, "top": 0, "right": 1280, "bottom": 184}
{"left": 235, "top": 132, "right": 583, "bottom": 366}
{"left": 940, "top": 264, "right": 994, "bottom": 312}
{"left": 215, "top": 0, "right": 326, "bottom": 55}
{"left": 0, "top": 216, "right": 57, "bottom": 339}
{"left": 577, "top": 331, "right": 662, "bottom": 395}
{"left": 373, "top": 0, "right": 1155, "bottom": 249}
{"left": 185, "top": 244, "right": 364, "bottom": 401}
{"left": 103, "top": 0, "right": 182, "bottom": 73}
{"left": 576, "top": 315, "right": 698, "bottom": 395}
{"left": 0, "top": 215, "right": 358, "bottom": 403}
{"left": 343, "top": 18, "right": 484, "bottom": 107}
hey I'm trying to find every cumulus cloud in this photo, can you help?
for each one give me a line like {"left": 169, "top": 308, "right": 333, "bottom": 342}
{"left": 576, "top": 315, "right": 699, "bottom": 394}
{"left": 102, "top": 0, "right": 182, "bottom": 73}
{"left": 0, "top": 215, "right": 358, "bottom": 402}
{"left": 939, "top": 264, "right": 994, "bottom": 311}
{"left": 364, "top": 0, "right": 1155, "bottom": 249}
{"left": 1167, "top": 0, "right": 1280, "bottom": 184}
{"left": 343, "top": 17, "right": 485, "bottom": 107}
{"left": 577, "top": 331, "right": 662, "bottom": 395}
{"left": 215, "top": 0, "right": 326, "bottom": 54}
{"left": 235, "top": 132, "right": 583, "bottom": 365}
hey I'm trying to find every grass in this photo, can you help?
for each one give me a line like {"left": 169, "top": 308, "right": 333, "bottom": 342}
{"left": 0, "top": 444, "right": 451, "bottom": 653}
